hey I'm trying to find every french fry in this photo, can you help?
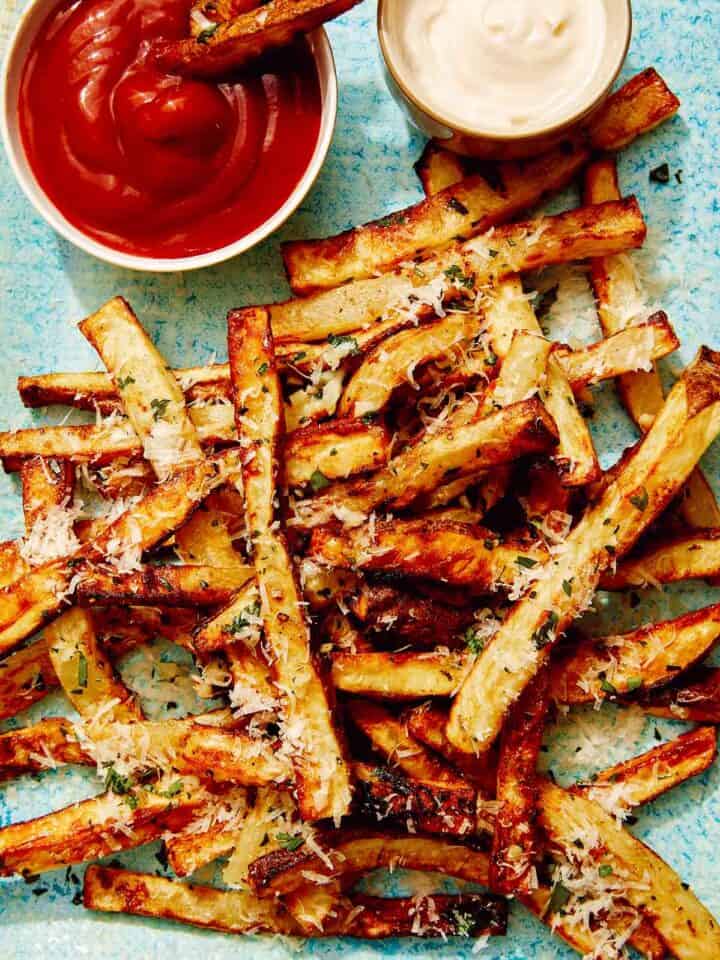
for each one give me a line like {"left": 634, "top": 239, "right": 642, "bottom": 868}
{"left": 551, "top": 603, "right": 720, "bottom": 705}
{"left": 309, "top": 517, "right": 548, "bottom": 589}
{"left": 283, "top": 145, "right": 589, "bottom": 293}
{"left": 578, "top": 726, "right": 717, "bottom": 813}
{"left": 602, "top": 530, "right": 720, "bottom": 589}
{"left": 153, "top": 0, "right": 363, "bottom": 78}
{"left": 0, "top": 774, "right": 212, "bottom": 876}
{"left": 228, "top": 306, "right": 351, "bottom": 823}
{"left": 270, "top": 199, "right": 646, "bottom": 343}
{"left": 0, "top": 638, "right": 59, "bottom": 720}
{"left": 640, "top": 667, "right": 720, "bottom": 723}
{"left": 349, "top": 582, "right": 474, "bottom": 649}
{"left": 0, "top": 449, "right": 242, "bottom": 656}
{"left": 588, "top": 67, "right": 681, "bottom": 152}
{"left": 192, "top": 579, "right": 262, "bottom": 653}
{"left": 334, "top": 892, "right": 507, "bottom": 940}
{"left": 539, "top": 779, "right": 720, "bottom": 960}
{"left": 353, "top": 763, "right": 477, "bottom": 836}
{"left": 0, "top": 717, "right": 89, "bottom": 779}
{"left": 448, "top": 348, "right": 720, "bottom": 755}
{"left": 346, "top": 699, "right": 465, "bottom": 787}
{"left": 490, "top": 668, "right": 549, "bottom": 896}
{"left": 543, "top": 353, "right": 601, "bottom": 485}
{"left": 335, "top": 652, "right": 467, "bottom": 700}
{"left": 247, "top": 830, "right": 491, "bottom": 896}
{"left": 285, "top": 419, "right": 390, "bottom": 488}
{"left": 296, "top": 397, "right": 558, "bottom": 527}
{"left": 75, "top": 564, "right": 251, "bottom": 608}
{"left": 45, "top": 607, "right": 141, "bottom": 720}
{"left": 83, "top": 864, "right": 297, "bottom": 934}
{"left": 189, "top": 0, "right": 259, "bottom": 34}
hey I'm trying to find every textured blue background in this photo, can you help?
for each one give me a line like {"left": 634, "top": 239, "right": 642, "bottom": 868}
{"left": 1, "top": 1, "right": 720, "bottom": 957}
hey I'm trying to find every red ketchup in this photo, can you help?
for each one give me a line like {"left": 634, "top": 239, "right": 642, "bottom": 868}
{"left": 19, "top": 0, "right": 322, "bottom": 258}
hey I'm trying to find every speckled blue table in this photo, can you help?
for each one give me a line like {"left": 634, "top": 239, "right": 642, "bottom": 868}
{"left": 2, "top": 1, "right": 720, "bottom": 957}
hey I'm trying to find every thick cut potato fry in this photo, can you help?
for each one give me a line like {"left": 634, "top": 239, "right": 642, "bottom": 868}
{"left": 350, "top": 582, "right": 474, "bottom": 649}
{"left": 339, "top": 312, "right": 485, "bottom": 419}
{"left": 579, "top": 726, "right": 717, "bottom": 813}
{"left": 335, "top": 651, "right": 468, "bottom": 700}
{"left": 334, "top": 893, "right": 507, "bottom": 940}
{"left": 45, "top": 607, "right": 140, "bottom": 721}
{"left": 539, "top": 780, "right": 720, "bottom": 960}
{"left": 248, "top": 830, "right": 491, "bottom": 896}
{"left": 285, "top": 419, "right": 390, "bottom": 488}
{"left": 0, "top": 449, "right": 242, "bottom": 656}
{"left": 297, "top": 397, "right": 557, "bottom": 527}
{"left": 551, "top": 603, "right": 720, "bottom": 704}
{"left": 76, "top": 564, "right": 251, "bottom": 608}
{"left": 490, "top": 668, "right": 549, "bottom": 896}
{"left": 283, "top": 145, "right": 589, "bottom": 294}
{"left": 640, "top": 667, "right": 720, "bottom": 723}
{"left": 191, "top": 579, "right": 262, "bottom": 653}
{"left": 0, "top": 638, "right": 59, "bottom": 720}
{"left": 353, "top": 763, "right": 477, "bottom": 836}
{"left": 602, "top": 530, "right": 720, "bottom": 589}
{"left": 448, "top": 348, "right": 720, "bottom": 755}
{"left": 543, "top": 352, "right": 600, "bottom": 486}
{"left": 0, "top": 774, "right": 211, "bottom": 876}
{"left": 154, "top": 0, "right": 362, "bottom": 77}
{"left": 269, "top": 199, "right": 646, "bottom": 344}
{"left": 346, "top": 699, "right": 466, "bottom": 787}
{"left": 20, "top": 457, "right": 74, "bottom": 533}
{"left": 588, "top": 67, "right": 681, "bottom": 151}
{"left": 0, "top": 717, "right": 89, "bottom": 779}
{"left": 310, "top": 518, "right": 547, "bottom": 589}
{"left": 84, "top": 864, "right": 297, "bottom": 933}
{"left": 228, "top": 306, "right": 350, "bottom": 823}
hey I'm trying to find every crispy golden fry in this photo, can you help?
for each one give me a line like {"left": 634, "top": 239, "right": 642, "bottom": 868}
{"left": 0, "top": 449, "right": 242, "bottom": 656}
{"left": 544, "top": 352, "right": 601, "bottom": 486}
{"left": 414, "top": 142, "right": 468, "bottom": 196}
{"left": 588, "top": 67, "right": 681, "bottom": 151}
{"left": 248, "top": 830, "right": 491, "bottom": 896}
{"left": 539, "top": 780, "right": 720, "bottom": 960}
{"left": 153, "top": 0, "right": 362, "bottom": 78}
{"left": 346, "top": 699, "right": 465, "bottom": 786}
{"left": 191, "top": 580, "right": 262, "bottom": 653}
{"left": 270, "top": 199, "right": 646, "bottom": 343}
{"left": 285, "top": 419, "right": 390, "bottom": 488}
{"left": 640, "top": 667, "right": 720, "bottom": 723}
{"left": 448, "top": 348, "right": 720, "bottom": 755}
{"left": 0, "top": 774, "right": 211, "bottom": 876}
{"left": 602, "top": 529, "right": 720, "bottom": 589}
{"left": 586, "top": 156, "right": 720, "bottom": 532}
{"left": 578, "top": 726, "right": 717, "bottom": 813}
{"left": 228, "top": 306, "right": 350, "bottom": 823}
{"left": 0, "top": 717, "right": 89, "bottom": 779}
{"left": 490, "top": 668, "right": 549, "bottom": 896}
{"left": 350, "top": 582, "right": 474, "bottom": 649}
{"left": 76, "top": 564, "right": 250, "bottom": 608}
{"left": 283, "top": 145, "right": 589, "bottom": 294}
{"left": 551, "top": 603, "right": 720, "bottom": 704}
{"left": 297, "top": 397, "right": 558, "bottom": 527}
{"left": 353, "top": 763, "right": 477, "bottom": 836}
{"left": 20, "top": 457, "right": 74, "bottom": 533}
{"left": 84, "top": 864, "right": 297, "bottom": 933}
{"left": 338, "top": 312, "right": 484, "bottom": 419}
{"left": 45, "top": 607, "right": 140, "bottom": 720}
{"left": 335, "top": 651, "right": 467, "bottom": 700}
{"left": 310, "top": 517, "right": 548, "bottom": 589}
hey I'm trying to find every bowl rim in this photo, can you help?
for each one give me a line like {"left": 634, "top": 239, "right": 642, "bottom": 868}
{"left": 0, "top": 6, "right": 337, "bottom": 273}
{"left": 377, "top": 0, "right": 633, "bottom": 144}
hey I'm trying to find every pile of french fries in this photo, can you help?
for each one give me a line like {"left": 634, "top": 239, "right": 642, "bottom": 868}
{"left": 2, "top": 63, "right": 720, "bottom": 958}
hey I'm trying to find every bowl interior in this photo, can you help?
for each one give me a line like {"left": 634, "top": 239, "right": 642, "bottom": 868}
{"left": 1, "top": 7, "right": 337, "bottom": 272}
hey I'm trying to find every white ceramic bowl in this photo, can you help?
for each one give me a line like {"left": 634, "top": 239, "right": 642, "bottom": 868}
{"left": 1, "top": 5, "right": 337, "bottom": 272}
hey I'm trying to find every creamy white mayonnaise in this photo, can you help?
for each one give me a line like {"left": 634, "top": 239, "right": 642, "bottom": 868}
{"left": 393, "top": 0, "right": 611, "bottom": 136}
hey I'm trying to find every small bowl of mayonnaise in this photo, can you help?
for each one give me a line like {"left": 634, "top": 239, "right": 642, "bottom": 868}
{"left": 377, "top": 0, "right": 632, "bottom": 158}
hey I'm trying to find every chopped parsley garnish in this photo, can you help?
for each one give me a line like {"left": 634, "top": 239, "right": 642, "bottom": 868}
{"left": 222, "top": 601, "right": 262, "bottom": 636}
{"left": 77, "top": 652, "right": 88, "bottom": 689}
{"left": 547, "top": 881, "right": 571, "bottom": 914}
{"left": 257, "top": 362, "right": 269, "bottom": 375}
{"left": 150, "top": 397, "right": 171, "bottom": 421}
{"left": 629, "top": 487, "right": 649, "bottom": 511}
{"left": 309, "top": 469, "right": 331, "bottom": 492}
{"left": 117, "top": 375, "right": 135, "bottom": 390}
{"left": 160, "top": 780, "right": 184, "bottom": 798}
{"left": 562, "top": 579, "right": 573, "bottom": 597}
{"left": 649, "top": 162, "right": 670, "bottom": 184}
{"left": 598, "top": 863, "right": 614, "bottom": 878}
{"left": 443, "top": 264, "right": 475, "bottom": 290}
{"left": 626, "top": 676, "right": 644, "bottom": 692}
{"left": 447, "top": 197, "right": 469, "bottom": 216}
{"left": 600, "top": 678, "right": 618, "bottom": 695}
{"left": 276, "top": 832, "right": 305, "bottom": 852}
{"left": 377, "top": 211, "right": 408, "bottom": 228}
{"left": 515, "top": 555, "right": 538, "bottom": 569}
{"left": 450, "top": 907, "right": 475, "bottom": 936}
{"left": 196, "top": 23, "right": 219, "bottom": 43}
{"left": 327, "top": 333, "right": 360, "bottom": 355}
{"left": 104, "top": 767, "right": 134, "bottom": 798}
{"left": 532, "top": 611, "right": 559, "bottom": 650}
{"left": 464, "top": 628, "right": 485, "bottom": 655}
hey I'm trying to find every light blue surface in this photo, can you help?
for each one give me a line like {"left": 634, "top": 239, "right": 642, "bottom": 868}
{"left": 2, "top": 1, "right": 720, "bottom": 957}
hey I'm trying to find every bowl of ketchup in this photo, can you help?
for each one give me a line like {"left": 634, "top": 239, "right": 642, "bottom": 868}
{"left": 1, "top": 0, "right": 336, "bottom": 270}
